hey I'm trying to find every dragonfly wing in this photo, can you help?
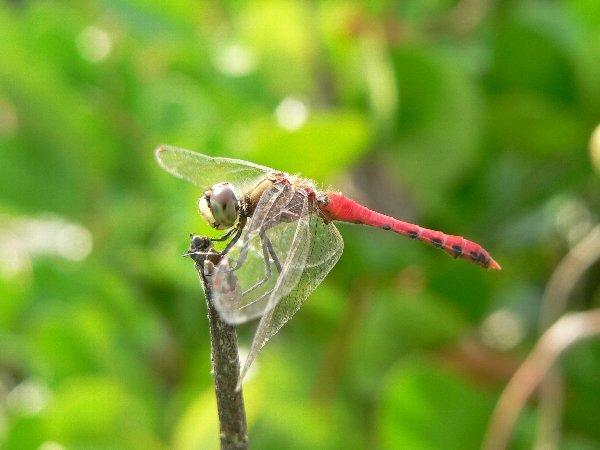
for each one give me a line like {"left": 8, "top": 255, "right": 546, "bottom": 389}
{"left": 155, "top": 145, "right": 272, "bottom": 190}
{"left": 212, "top": 183, "right": 312, "bottom": 324}
{"left": 238, "top": 212, "right": 344, "bottom": 387}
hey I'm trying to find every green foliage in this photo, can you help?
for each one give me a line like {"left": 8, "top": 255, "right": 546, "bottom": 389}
{"left": 1, "top": 0, "right": 600, "bottom": 449}
{"left": 377, "top": 358, "right": 495, "bottom": 450}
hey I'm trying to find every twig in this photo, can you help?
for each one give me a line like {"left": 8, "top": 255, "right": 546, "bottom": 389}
{"left": 538, "top": 224, "right": 600, "bottom": 332}
{"left": 532, "top": 225, "right": 600, "bottom": 450}
{"left": 481, "top": 310, "right": 600, "bottom": 450}
{"left": 188, "top": 235, "right": 248, "bottom": 450}
{"left": 482, "top": 224, "right": 600, "bottom": 450}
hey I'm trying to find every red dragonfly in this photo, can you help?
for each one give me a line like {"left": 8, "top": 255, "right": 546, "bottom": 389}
{"left": 156, "top": 145, "right": 500, "bottom": 387}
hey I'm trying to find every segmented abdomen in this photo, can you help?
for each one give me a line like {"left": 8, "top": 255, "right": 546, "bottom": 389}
{"left": 319, "top": 192, "right": 501, "bottom": 270}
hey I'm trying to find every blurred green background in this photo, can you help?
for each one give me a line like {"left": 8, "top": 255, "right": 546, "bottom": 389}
{"left": 2, "top": 0, "right": 600, "bottom": 449}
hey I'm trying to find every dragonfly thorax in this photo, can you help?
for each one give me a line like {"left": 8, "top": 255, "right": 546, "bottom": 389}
{"left": 199, "top": 182, "right": 241, "bottom": 230}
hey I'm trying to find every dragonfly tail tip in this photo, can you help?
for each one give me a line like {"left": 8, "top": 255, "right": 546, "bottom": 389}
{"left": 489, "top": 259, "right": 502, "bottom": 270}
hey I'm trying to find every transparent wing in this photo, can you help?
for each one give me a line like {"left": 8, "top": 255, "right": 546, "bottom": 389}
{"left": 155, "top": 144, "right": 273, "bottom": 190}
{"left": 212, "top": 183, "right": 312, "bottom": 324}
{"left": 236, "top": 209, "right": 344, "bottom": 387}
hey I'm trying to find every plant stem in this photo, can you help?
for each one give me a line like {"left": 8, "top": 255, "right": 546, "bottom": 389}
{"left": 188, "top": 235, "right": 248, "bottom": 450}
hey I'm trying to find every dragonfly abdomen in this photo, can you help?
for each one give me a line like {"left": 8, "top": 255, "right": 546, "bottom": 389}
{"left": 411, "top": 228, "right": 501, "bottom": 270}
{"left": 320, "top": 192, "right": 500, "bottom": 270}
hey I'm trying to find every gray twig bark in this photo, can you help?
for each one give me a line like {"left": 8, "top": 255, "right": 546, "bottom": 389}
{"left": 188, "top": 235, "right": 248, "bottom": 450}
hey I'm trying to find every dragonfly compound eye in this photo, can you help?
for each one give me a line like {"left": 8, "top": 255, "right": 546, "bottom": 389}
{"left": 199, "top": 182, "right": 239, "bottom": 230}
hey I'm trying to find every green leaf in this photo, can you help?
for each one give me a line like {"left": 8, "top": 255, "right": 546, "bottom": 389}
{"left": 377, "top": 357, "right": 495, "bottom": 450}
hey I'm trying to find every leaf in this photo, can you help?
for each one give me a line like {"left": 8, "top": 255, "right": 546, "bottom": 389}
{"left": 377, "top": 358, "right": 495, "bottom": 450}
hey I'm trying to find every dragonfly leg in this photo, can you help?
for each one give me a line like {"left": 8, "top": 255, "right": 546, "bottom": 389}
{"left": 239, "top": 231, "right": 281, "bottom": 299}
{"left": 211, "top": 228, "right": 236, "bottom": 242}
{"left": 237, "top": 234, "right": 281, "bottom": 308}
{"left": 185, "top": 217, "right": 247, "bottom": 266}
{"left": 220, "top": 216, "right": 247, "bottom": 252}
{"left": 264, "top": 234, "right": 282, "bottom": 273}
{"left": 239, "top": 287, "right": 275, "bottom": 311}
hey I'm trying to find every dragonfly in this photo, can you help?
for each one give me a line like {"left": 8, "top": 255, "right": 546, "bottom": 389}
{"left": 156, "top": 145, "right": 501, "bottom": 388}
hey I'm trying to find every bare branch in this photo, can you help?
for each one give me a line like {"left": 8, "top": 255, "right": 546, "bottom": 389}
{"left": 481, "top": 310, "right": 600, "bottom": 450}
{"left": 188, "top": 235, "right": 248, "bottom": 450}
{"left": 482, "top": 224, "right": 600, "bottom": 450}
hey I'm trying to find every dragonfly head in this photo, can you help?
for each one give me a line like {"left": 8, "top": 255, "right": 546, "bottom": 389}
{"left": 199, "top": 182, "right": 240, "bottom": 230}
